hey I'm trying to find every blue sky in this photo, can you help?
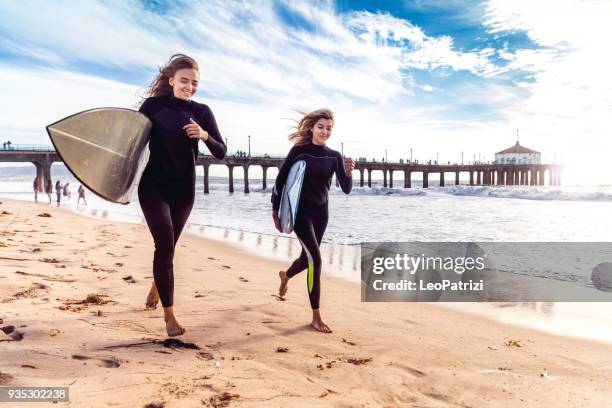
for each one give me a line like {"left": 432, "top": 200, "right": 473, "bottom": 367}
{"left": 1, "top": 0, "right": 611, "bottom": 183}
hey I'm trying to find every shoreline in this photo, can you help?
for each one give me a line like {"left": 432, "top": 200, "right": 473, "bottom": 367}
{"left": 1, "top": 198, "right": 612, "bottom": 406}
{"left": 3, "top": 194, "right": 612, "bottom": 345}
{"left": 4, "top": 194, "right": 612, "bottom": 345}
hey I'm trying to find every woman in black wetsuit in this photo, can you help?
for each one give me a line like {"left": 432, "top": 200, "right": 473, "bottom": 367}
{"left": 138, "top": 54, "right": 226, "bottom": 337}
{"left": 272, "top": 109, "right": 355, "bottom": 333}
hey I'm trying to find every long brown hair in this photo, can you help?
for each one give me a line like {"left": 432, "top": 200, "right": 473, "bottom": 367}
{"left": 288, "top": 108, "right": 334, "bottom": 145}
{"left": 143, "top": 54, "right": 199, "bottom": 99}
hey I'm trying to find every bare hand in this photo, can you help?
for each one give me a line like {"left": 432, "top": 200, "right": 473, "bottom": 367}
{"left": 273, "top": 210, "right": 281, "bottom": 232}
{"left": 343, "top": 156, "right": 355, "bottom": 173}
{"left": 183, "top": 118, "right": 209, "bottom": 141}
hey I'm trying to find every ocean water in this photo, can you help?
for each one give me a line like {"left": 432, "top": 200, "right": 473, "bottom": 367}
{"left": 3, "top": 166, "right": 612, "bottom": 243}
{"left": 2, "top": 166, "right": 612, "bottom": 343}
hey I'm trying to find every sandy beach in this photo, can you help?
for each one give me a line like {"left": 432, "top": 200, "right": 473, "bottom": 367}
{"left": 1, "top": 197, "right": 611, "bottom": 407}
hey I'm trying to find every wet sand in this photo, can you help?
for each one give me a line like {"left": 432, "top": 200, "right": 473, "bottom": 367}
{"left": 1, "top": 198, "right": 611, "bottom": 407}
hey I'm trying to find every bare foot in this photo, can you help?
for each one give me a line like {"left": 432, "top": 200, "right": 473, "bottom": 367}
{"left": 278, "top": 271, "right": 289, "bottom": 297}
{"left": 165, "top": 316, "right": 186, "bottom": 337}
{"left": 311, "top": 316, "right": 332, "bottom": 333}
{"left": 145, "top": 282, "right": 159, "bottom": 310}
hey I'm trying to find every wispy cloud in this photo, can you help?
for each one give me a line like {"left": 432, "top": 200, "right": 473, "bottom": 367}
{"left": 0, "top": 0, "right": 499, "bottom": 104}
{"left": 343, "top": 11, "right": 495, "bottom": 75}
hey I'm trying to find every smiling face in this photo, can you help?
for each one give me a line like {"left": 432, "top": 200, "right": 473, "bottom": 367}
{"left": 168, "top": 68, "right": 199, "bottom": 100}
{"left": 311, "top": 118, "right": 333, "bottom": 145}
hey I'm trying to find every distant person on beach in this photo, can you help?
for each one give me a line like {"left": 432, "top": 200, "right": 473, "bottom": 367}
{"left": 77, "top": 185, "right": 87, "bottom": 206}
{"left": 137, "top": 54, "right": 226, "bottom": 337}
{"left": 271, "top": 108, "right": 355, "bottom": 333}
{"left": 63, "top": 182, "right": 71, "bottom": 199}
{"left": 33, "top": 176, "right": 40, "bottom": 203}
{"left": 45, "top": 179, "right": 52, "bottom": 203}
{"left": 55, "top": 180, "right": 62, "bottom": 206}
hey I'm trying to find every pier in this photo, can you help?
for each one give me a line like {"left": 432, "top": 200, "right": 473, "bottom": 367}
{"left": 1, "top": 145, "right": 564, "bottom": 193}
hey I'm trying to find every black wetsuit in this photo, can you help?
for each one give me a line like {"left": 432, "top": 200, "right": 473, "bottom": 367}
{"left": 272, "top": 142, "right": 352, "bottom": 309}
{"left": 138, "top": 94, "right": 226, "bottom": 308}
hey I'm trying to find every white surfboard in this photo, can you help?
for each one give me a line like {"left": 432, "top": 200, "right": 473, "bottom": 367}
{"left": 46, "top": 108, "right": 152, "bottom": 204}
{"left": 279, "top": 160, "right": 306, "bottom": 233}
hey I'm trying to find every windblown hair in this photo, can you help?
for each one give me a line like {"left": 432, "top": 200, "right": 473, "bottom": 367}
{"left": 143, "top": 54, "right": 199, "bottom": 98}
{"left": 288, "top": 108, "right": 334, "bottom": 145}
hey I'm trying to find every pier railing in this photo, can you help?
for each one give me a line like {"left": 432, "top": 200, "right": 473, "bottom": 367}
{"left": 0, "top": 147, "right": 564, "bottom": 192}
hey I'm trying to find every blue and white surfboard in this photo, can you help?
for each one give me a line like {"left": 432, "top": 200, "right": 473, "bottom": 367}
{"left": 279, "top": 160, "right": 306, "bottom": 234}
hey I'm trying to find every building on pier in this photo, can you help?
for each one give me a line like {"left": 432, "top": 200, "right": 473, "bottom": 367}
{"left": 495, "top": 141, "right": 541, "bottom": 165}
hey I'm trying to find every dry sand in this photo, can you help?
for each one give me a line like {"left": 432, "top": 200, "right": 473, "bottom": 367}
{"left": 1, "top": 198, "right": 611, "bottom": 407}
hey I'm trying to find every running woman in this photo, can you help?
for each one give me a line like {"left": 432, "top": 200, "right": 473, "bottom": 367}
{"left": 138, "top": 54, "right": 226, "bottom": 337}
{"left": 272, "top": 109, "right": 355, "bottom": 333}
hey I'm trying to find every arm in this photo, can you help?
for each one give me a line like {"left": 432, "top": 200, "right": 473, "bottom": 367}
{"left": 335, "top": 151, "right": 353, "bottom": 194}
{"left": 271, "top": 145, "right": 299, "bottom": 211}
{"left": 138, "top": 98, "right": 156, "bottom": 145}
{"left": 198, "top": 105, "right": 227, "bottom": 160}
{"left": 138, "top": 97, "right": 155, "bottom": 118}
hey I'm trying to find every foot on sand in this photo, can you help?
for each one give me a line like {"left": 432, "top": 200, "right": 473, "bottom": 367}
{"left": 278, "top": 271, "right": 289, "bottom": 297}
{"left": 311, "top": 317, "right": 332, "bottom": 333}
{"left": 164, "top": 316, "right": 186, "bottom": 337}
{"left": 145, "top": 282, "right": 159, "bottom": 310}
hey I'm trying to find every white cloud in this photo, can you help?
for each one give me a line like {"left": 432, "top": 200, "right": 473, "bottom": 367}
{"left": 482, "top": 0, "right": 612, "bottom": 184}
{"left": 343, "top": 11, "right": 495, "bottom": 75}
{"left": 0, "top": 0, "right": 499, "bottom": 105}
{"left": 0, "top": 0, "right": 172, "bottom": 69}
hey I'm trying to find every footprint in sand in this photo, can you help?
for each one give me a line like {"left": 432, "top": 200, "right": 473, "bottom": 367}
{"left": 143, "top": 402, "right": 165, "bottom": 408}
{"left": 49, "top": 329, "right": 61, "bottom": 337}
{"left": 122, "top": 276, "right": 136, "bottom": 284}
{"left": 40, "top": 257, "right": 60, "bottom": 264}
{"left": 1, "top": 325, "right": 24, "bottom": 341}
{"left": 196, "top": 351, "right": 214, "bottom": 360}
{"left": 0, "top": 372, "right": 13, "bottom": 384}
{"left": 209, "top": 392, "right": 240, "bottom": 407}
{"left": 2, "top": 283, "right": 48, "bottom": 303}
{"left": 71, "top": 354, "right": 121, "bottom": 368}
{"left": 238, "top": 276, "right": 249, "bottom": 282}
{"left": 346, "top": 357, "right": 373, "bottom": 365}
{"left": 15, "top": 270, "right": 74, "bottom": 283}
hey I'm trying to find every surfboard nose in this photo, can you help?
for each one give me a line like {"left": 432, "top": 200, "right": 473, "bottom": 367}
{"left": 46, "top": 108, "right": 152, "bottom": 204}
